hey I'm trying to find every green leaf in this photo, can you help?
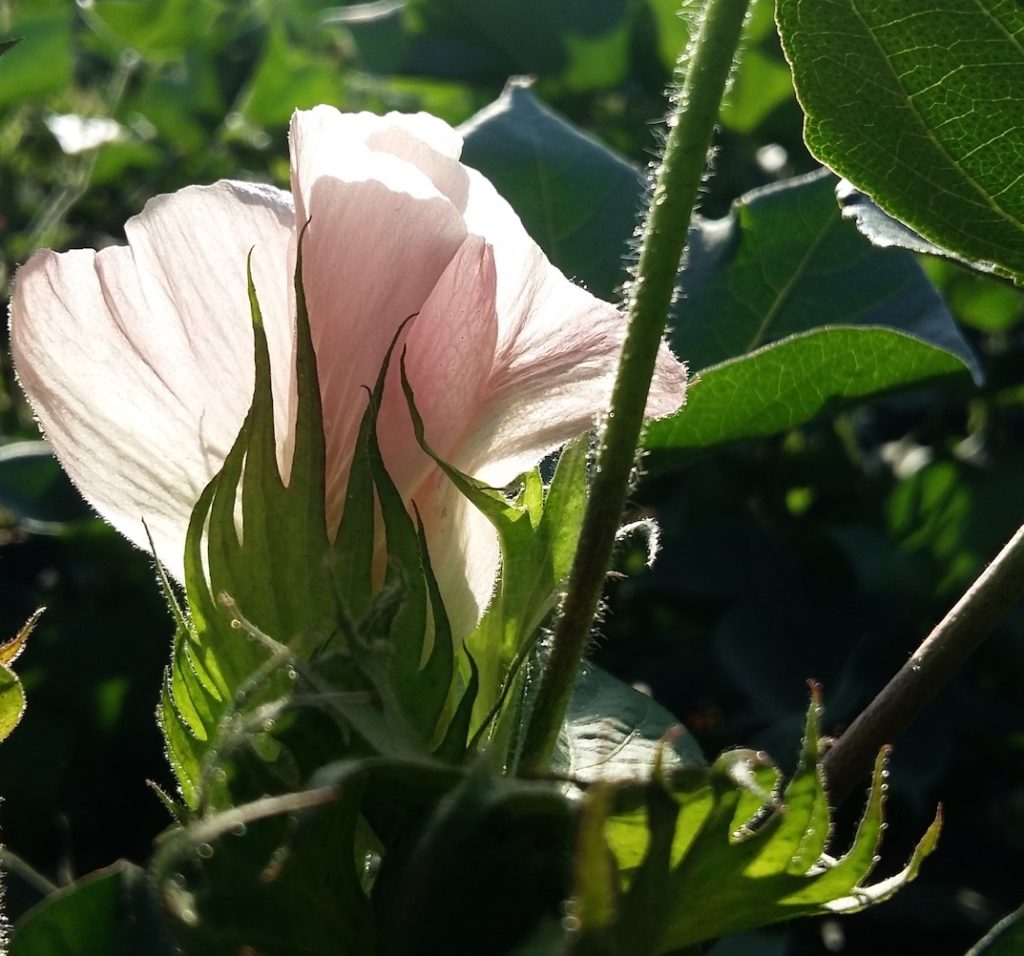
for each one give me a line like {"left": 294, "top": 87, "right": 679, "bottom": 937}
{"left": 647, "top": 170, "right": 979, "bottom": 451}
{"left": 0, "top": 442, "right": 91, "bottom": 531}
{"left": 11, "top": 861, "right": 174, "bottom": 956}
{"left": 776, "top": 0, "right": 1024, "bottom": 284}
{"left": 152, "top": 785, "right": 374, "bottom": 956}
{"left": 657, "top": 714, "right": 940, "bottom": 950}
{"left": 644, "top": 0, "right": 693, "bottom": 73}
{"left": 966, "top": 903, "right": 1024, "bottom": 955}
{"left": 460, "top": 81, "right": 644, "bottom": 303}
{"left": 671, "top": 170, "right": 979, "bottom": 376}
{"left": 559, "top": 665, "right": 705, "bottom": 784}
{"left": 718, "top": 1, "right": 795, "bottom": 134}
{"left": 647, "top": 326, "right": 968, "bottom": 451}
{"left": 235, "top": 19, "right": 344, "bottom": 129}
{"left": 88, "top": 0, "right": 221, "bottom": 62}
{"left": 0, "top": 7, "right": 72, "bottom": 106}
{"left": 0, "top": 609, "right": 42, "bottom": 746}
{"left": 341, "top": 0, "right": 636, "bottom": 91}
{"left": 369, "top": 762, "right": 575, "bottom": 955}
{"left": 0, "top": 664, "right": 26, "bottom": 746}
{"left": 574, "top": 696, "right": 940, "bottom": 952}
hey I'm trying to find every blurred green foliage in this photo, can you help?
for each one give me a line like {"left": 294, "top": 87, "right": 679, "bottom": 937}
{"left": 0, "top": 0, "right": 1023, "bottom": 953}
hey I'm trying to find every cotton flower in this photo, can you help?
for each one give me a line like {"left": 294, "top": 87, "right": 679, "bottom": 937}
{"left": 10, "top": 105, "right": 686, "bottom": 631}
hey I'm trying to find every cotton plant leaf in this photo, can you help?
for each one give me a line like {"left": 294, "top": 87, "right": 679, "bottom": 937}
{"left": 0, "top": 609, "right": 42, "bottom": 747}
{"left": 339, "top": 0, "right": 636, "bottom": 93}
{"left": 10, "top": 861, "right": 175, "bottom": 956}
{"left": 459, "top": 81, "right": 644, "bottom": 302}
{"left": 0, "top": 8, "right": 72, "bottom": 108}
{"left": 647, "top": 326, "right": 969, "bottom": 453}
{"left": 965, "top": 902, "right": 1024, "bottom": 955}
{"left": 558, "top": 664, "right": 705, "bottom": 784}
{"left": 668, "top": 170, "right": 979, "bottom": 377}
{"left": 152, "top": 783, "right": 374, "bottom": 956}
{"left": 776, "top": 0, "right": 1024, "bottom": 285}
{"left": 646, "top": 169, "right": 981, "bottom": 453}
{"left": 0, "top": 442, "right": 90, "bottom": 532}
{"left": 0, "top": 665, "right": 26, "bottom": 748}
{"left": 572, "top": 695, "right": 940, "bottom": 953}
{"left": 366, "top": 761, "right": 576, "bottom": 956}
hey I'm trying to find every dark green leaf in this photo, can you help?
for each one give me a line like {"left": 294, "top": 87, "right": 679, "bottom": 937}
{"left": 342, "top": 0, "right": 635, "bottom": 90}
{"left": 671, "top": 170, "right": 979, "bottom": 377}
{"left": 648, "top": 170, "right": 980, "bottom": 451}
{"left": 461, "top": 81, "right": 644, "bottom": 302}
{"left": 371, "top": 764, "right": 575, "bottom": 955}
{"left": 11, "top": 861, "right": 174, "bottom": 956}
{"left": 153, "top": 785, "right": 374, "bottom": 956}
{"left": 966, "top": 903, "right": 1024, "bottom": 955}
{"left": 777, "top": 0, "right": 1024, "bottom": 283}
{"left": 0, "top": 442, "right": 90, "bottom": 530}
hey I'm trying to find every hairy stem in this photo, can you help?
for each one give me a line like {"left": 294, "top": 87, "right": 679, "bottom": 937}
{"left": 518, "top": 0, "right": 753, "bottom": 772}
{"left": 824, "top": 522, "right": 1024, "bottom": 805}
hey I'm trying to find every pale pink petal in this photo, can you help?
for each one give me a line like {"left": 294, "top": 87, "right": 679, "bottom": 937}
{"left": 9, "top": 181, "right": 295, "bottom": 579}
{"left": 451, "top": 168, "right": 688, "bottom": 484}
{"left": 378, "top": 235, "right": 498, "bottom": 497}
{"left": 288, "top": 107, "right": 471, "bottom": 528}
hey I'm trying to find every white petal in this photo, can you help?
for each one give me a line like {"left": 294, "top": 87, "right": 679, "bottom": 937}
{"left": 10, "top": 181, "right": 295, "bottom": 579}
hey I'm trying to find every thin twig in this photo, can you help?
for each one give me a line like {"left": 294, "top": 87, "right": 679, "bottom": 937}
{"left": 823, "top": 522, "right": 1024, "bottom": 805}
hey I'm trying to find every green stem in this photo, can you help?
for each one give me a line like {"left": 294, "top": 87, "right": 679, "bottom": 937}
{"left": 823, "top": 521, "right": 1024, "bottom": 805}
{"left": 518, "top": 0, "right": 753, "bottom": 772}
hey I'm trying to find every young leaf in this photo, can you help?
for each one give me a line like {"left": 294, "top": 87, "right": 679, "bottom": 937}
{"left": 0, "top": 610, "right": 42, "bottom": 746}
{"left": 575, "top": 695, "right": 940, "bottom": 952}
